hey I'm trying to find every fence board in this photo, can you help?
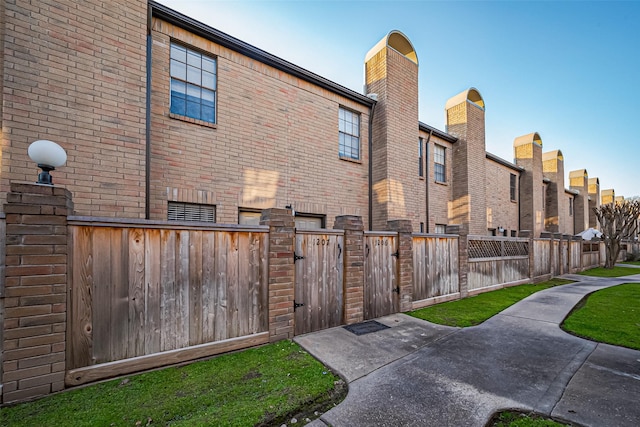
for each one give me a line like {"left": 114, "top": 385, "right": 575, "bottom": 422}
{"left": 201, "top": 231, "right": 216, "bottom": 342}
{"left": 144, "top": 230, "right": 161, "bottom": 355}
{"left": 160, "top": 230, "right": 176, "bottom": 351}
{"left": 189, "top": 230, "right": 203, "bottom": 346}
{"left": 128, "top": 229, "right": 145, "bottom": 358}
{"left": 92, "top": 228, "right": 112, "bottom": 364}
{"left": 69, "top": 226, "right": 93, "bottom": 369}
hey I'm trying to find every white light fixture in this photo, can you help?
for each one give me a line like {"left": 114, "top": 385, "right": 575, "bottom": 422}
{"left": 27, "top": 140, "right": 67, "bottom": 185}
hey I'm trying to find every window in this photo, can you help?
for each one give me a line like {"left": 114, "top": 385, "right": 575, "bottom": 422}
{"left": 418, "top": 138, "right": 424, "bottom": 177}
{"left": 511, "top": 230, "right": 517, "bottom": 237}
{"left": 435, "top": 224, "right": 447, "bottom": 234}
{"left": 294, "top": 215, "right": 325, "bottom": 230}
{"left": 339, "top": 107, "right": 360, "bottom": 160}
{"left": 434, "top": 145, "right": 446, "bottom": 182}
{"left": 238, "top": 209, "right": 262, "bottom": 226}
{"left": 569, "top": 197, "right": 574, "bottom": 216}
{"left": 168, "top": 202, "right": 216, "bottom": 222}
{"left": 510, "top": 174, "right": 517, "bottom": 202}
{"left": 170, "top": 43, "right": 217, "bottom": 124}
{"left": 419, "top": 222, "right": 424, "bottom": 233}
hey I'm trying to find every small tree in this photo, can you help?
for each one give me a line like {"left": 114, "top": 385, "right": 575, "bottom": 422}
{"left": 594, "top": 200, "right": 640, "bottom": 268}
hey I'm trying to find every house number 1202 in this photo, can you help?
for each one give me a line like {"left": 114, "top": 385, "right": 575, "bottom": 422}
{"left": 314, "top": 238, "right": 330, "bottom": 245}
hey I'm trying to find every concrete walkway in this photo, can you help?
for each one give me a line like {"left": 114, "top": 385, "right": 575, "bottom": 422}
{"left": 295, "top": 273, "right": 640, "bottom": 426}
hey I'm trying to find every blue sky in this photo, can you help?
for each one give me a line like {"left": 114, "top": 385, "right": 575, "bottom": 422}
{"left": 159, "top": 0, "right": 640, "bottom": 198}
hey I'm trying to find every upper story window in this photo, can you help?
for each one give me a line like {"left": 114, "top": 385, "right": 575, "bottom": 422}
{"left": 170, "top": 43, "right": 217, "bottom": 124}
{"left": 510, "top": 174, "right": 517, "bottom": 201}
{"left": 569, "top": 197, "right": 574, "bottom": 216}
{"left": 434, "top": 145, "right": 446, "bottom": 183}
{"left": 339, "top": 107, "right": 360, "bottom": 160}
{"left": 418, "top": 138, "right": 424, "bottom": 177}
{"left": 434, "top": 224, "right": 447, "bottom": 234}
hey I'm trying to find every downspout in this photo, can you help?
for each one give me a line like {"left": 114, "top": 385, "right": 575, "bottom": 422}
{"left": 424, "top": 129, "right": 433, "bottom": 233}
{"left": 368, "top": 100, "right": 376, "bottom": 231}
{"left": 145, "top": 6, "right": 152, "bottom": 219}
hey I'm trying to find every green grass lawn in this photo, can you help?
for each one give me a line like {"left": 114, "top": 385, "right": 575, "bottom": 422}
{"left": 0, "top": 340, "right": 344, "bottom": 427}
{"left": 408, "top": 278, "right": 574, "bottom": 327}
{"left": 562, "top": 283, "right": 640, "bottom": 350}
{"left": 578, "top": 266, "right": 640, "bottom": 277}
{"left": 490, "top": 411, "right": 573, "bottom": 427}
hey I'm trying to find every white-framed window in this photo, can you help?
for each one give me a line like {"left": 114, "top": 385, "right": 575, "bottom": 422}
{"left": 510, "top": 174, "right": 517, "bottom": 202}
{"left": 170, "top": 43, "right": 217, "bottom": 124}
{"left": 434, "top": 145, "right": 446, "bottom": 183}
{"left": 339, "top": 107, "right": 360, "bottom": 160}
{"left": 168, "top": 202, "right": 216, "bottom": 222}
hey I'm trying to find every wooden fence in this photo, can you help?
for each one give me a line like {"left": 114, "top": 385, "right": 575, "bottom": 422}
{"left": 412, "top": 234, "right": 459, "bottom": 308}
{"left": 467, "top": 236, "right": 530, "bottom": 293}
{"left": 66, "top": 218, "right": 269, "bottom": 386}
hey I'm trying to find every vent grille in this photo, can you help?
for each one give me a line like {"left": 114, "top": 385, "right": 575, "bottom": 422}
{"left": 168, "top": 202, "right": 216, "bottom": 223}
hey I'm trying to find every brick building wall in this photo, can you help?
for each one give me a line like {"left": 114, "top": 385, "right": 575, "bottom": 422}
{"left": 485, "top": 156, "right": 520, "bottom": 236}
{"left": 150, "top": 17, "right": 371, "bottom": 227}
{"left": 569, "top": 169, "right": 589, "bottom": 233}
{"left": 0, "top": 0, "right": 148, "bottom": 217}
{"left": 420, "top": 131, "right": 454, "bottom": 233}
{"left": 514, "top": 133, "right": 544, "bottom": 236}
{"left": 542, "top": 150, "right": 566, "bottom": 233}
{"left": 365, "top": 32, "right": 419, "bottom": 230}
{"left": 446, "top": 89, "right": 487, "bottom": 235}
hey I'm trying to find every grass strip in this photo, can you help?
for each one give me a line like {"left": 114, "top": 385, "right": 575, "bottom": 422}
{"left": 408, "top": 278, "right": 574, "bottom": 327}
{"left": 490, "top": 410, "right": 573, "bottom": 426}
{"left": 578, "top": 266, "right": 640, "bottom": 277}
{"left": 562, "top": 283, "right": 640, "bottom": 350}
{"left": 0, "top": 340, "right": 345, "bottom": 427}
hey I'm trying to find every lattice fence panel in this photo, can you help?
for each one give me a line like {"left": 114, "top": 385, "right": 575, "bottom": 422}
{"left": 469, "top": 238, "right": 529, "bottom": 260}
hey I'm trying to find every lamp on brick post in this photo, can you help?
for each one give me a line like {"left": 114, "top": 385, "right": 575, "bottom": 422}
{"left": 27, "top": 139, "right": 67, "bottom": 185}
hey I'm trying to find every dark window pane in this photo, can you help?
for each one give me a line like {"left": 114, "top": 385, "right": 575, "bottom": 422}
{"left": 170, "top": 95, "right": 186, "bottom": 116}
{"left": 171, "top": 79, "right": 186, "bottom": 96}
{"left": 202, "top": 105, "right": 215, "bottom": 123}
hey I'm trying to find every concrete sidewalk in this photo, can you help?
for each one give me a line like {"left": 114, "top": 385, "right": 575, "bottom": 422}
{"left": 294, "top": 275, "right": 640, "bottom": 427}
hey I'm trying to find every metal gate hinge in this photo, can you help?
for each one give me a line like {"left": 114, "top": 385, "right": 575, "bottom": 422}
{"left": 294, "top": 252, "right": 305, "bottom": 263}
{"left": 391, "top": 250, "right": 399, "bottom": 258}
{"left": 294, "top": 300, "right": 305, "bottom": 311}
{"left": 392, "top": 286, "right": 400, "bottom": 294}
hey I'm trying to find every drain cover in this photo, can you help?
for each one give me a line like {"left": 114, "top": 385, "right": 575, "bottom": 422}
{"left": 343, "top": 320, "right": 390, "bottom": 336}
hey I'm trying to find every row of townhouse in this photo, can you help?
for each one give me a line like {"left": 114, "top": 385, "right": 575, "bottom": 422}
{"left": 0, "top": 0, "right": 621, "bottom": 237}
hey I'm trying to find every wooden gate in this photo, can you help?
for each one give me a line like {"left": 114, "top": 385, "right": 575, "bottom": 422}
{"left": 293, "top": 230, "right": 344, "bottom": 335}
{"left": 364, "top": 232, "right": 398, "bottom": 320}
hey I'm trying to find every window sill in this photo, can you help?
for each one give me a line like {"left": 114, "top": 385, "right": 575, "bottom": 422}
{"left": 169, "top": 113, "right": 217, "bottom": 129}
{"left": 339, "top": 155, "right": 362, "bottom": 164}
{"left": 435, "top": 180, "right": 448, "bottom": 186}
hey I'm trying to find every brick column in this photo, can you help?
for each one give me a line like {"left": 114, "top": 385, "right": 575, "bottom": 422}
{"left": 2, "top": 183, "right": 73, "bottom": 404}
{"left": 447, "top": 225, "right": 468, "bottom": 298}
{"left": 334, "top": 215, "right": 364, "bottom": 324}
{"left": 260, "top": 208, "right": 295, "bottom": 342}
{"left": 387, "top": 220, "right": 413, "bottom": 312}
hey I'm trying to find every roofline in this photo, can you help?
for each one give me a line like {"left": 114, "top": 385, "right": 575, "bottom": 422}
{"left": 485, "top": 152, "right": 523, "bottom": 172}
{"left": 419, "top": 122, "right": 457, "bottom": 143}
{"left": 149, "top": 1, "right": 375, "bottom": 108}
{"left": 565, "top": 188, "right": 579, "bottom": 196}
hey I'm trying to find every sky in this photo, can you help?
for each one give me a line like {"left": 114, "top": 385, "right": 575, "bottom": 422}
{"left": 158, "top": 0, "right": 640, "bottom": 198}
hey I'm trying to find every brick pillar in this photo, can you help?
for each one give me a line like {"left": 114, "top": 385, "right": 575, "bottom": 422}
{"left": 2, "top": 183, "right": 73, "bottom": 404}
{"left": 260, "top": 208, "right": 295, "bottom": 342}
{"left": 387, "top": 220, "right": 413, "bottom": 312}
{"left": 334, "top": 215, "right": 364, "bottom": 325}
{"left": 447, "top": 225, "right": 468, "bottom": 298}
